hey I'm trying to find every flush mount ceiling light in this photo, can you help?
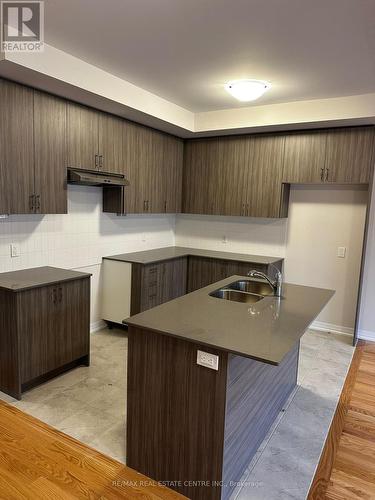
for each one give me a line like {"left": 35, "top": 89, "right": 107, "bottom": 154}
{"left": 225, "top": 79, "right": 271, "bottom": 102}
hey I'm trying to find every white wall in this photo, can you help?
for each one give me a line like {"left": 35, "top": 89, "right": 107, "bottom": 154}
{"left": 0, "top": 185, "right": 175, "bottom": 329}
{"left": 284, "top": 185, "right": 368, "bottom": 334}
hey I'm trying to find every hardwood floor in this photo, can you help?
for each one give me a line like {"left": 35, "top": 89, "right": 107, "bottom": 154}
{"left": 0, "top": 399, "right": 186, "bottom": 499}
{"left": 309, "top": 341, "right": 375, "bottom": 499}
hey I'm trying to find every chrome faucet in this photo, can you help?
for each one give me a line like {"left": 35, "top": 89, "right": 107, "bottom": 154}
{"left": 247, "top": 267, "right": 283, "bottom": 297}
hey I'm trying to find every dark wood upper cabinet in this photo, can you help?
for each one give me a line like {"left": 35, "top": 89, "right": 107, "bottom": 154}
{"left": 325, "top": 127, "right": 375, "bottom": 183}
{"left": 34, "top": 91, "right": 68, "bottom": 214}
{"left": 121, "top": 120, "right": 141, "bottom": 214}
{"left": 98, "top": 112, "right": 124, "bottom": 173}
{"left": 0, "top": 80, "right": 34, "bottom": 214}
{"left": 1, "top": 79, "right": 374, "bottom": 218}
{"left": 105, "top": 120, "right": 183, "bottom": 215}
{"left": 67, "top": 102, "right": 99, "bottom": 170}
{"left": 283, "top": 127, "right": 374, "bottom": 185}
{"left": 183, "top": 135, "right": 287, "bottom": 218}
{"left": 246, "top": 134, "right": 286, "bottom": 218}
{"left": 283, "top": 131, "right": 327, "bottom": 183}
{"left": 182, "top": 138, "right": 222, "bottom": 215}
{"left": 219, "top": 136, "right": 252, "bottom": 217}
{"left": 148, "top": 129, "right": 165, "bottom": 214}
{"left": 162, "top": 134, "right": 184, "bottom": 213}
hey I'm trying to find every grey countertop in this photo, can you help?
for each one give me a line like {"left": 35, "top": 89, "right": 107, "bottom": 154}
{"left": 104, "top": 246, "right": 283, "bottom": 265}
{"left": 125, "top": 275, "right": 334, "bottom": 365}
{"left": 0, "top": 266, "right": 91, "bottom": 292}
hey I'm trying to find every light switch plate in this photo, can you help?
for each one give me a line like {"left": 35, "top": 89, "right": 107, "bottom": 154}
{"left": 10, "top": 243, "right": 20, "bottom": 258}
{"left": 197, "top": 350, "right": 219, "bottom": 371}
{"left": 337, "top": 246, "right": 347, "bottom": 258}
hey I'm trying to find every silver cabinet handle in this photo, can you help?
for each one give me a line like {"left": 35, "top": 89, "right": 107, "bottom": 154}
{"left": 99, "top": 155, "right": 104, "bottom": 169}
{"left": 325, "top": 168, "right": 329, "bottom": 182}
{"left": 320, "top": 168, "right": 324, "bottom": 182}
{"left": 95, "top": 154, "right": 99, "bottom": 169}
{"left": 29, "top": 194, "right": 35, "bottom": 212}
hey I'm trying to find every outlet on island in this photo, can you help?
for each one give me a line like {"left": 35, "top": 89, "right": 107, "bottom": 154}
{"left": 197, "top": 350, "right": 219, "bottom": 370}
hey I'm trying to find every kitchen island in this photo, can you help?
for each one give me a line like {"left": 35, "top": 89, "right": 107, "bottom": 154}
{"left": 125, "top": 276, "right": 334, "bottom": 500}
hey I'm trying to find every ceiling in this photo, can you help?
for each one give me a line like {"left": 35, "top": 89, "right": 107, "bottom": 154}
{"left": 43, "top": 0, "right": 375, "bottom": 113}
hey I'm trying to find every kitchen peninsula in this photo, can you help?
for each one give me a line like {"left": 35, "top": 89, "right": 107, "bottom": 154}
{"left": 125, "top": 275, "right": 334, "bottom": 500}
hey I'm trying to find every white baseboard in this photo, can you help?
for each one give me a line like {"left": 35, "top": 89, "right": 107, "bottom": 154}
{"left": 310, "top": 320, "right": 354, "bottom": 337}
{"left": 90, "top": 319, "right": 107, "bottom": 333}
{"left": 357, "top": 329, "right": 375, "bottom": 342}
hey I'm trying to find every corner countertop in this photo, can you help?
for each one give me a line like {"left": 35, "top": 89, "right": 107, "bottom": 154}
{"left": 103, "top": 246, "right": 283, "bottom": 265}
{"left": 0, "top": 266, "right": 92, "bottom": 292}
{"left": 125, "top": 276, "right": 334, "bottom": 365}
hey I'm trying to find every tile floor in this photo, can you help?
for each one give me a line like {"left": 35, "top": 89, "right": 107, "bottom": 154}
{"left": 0, "top": 327, "right": 354, "bottom": 499}
{"left": 1, "top": 327, "right": 128, "bottom": 463}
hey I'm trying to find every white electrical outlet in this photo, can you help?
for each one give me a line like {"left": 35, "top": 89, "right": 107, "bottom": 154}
{"left": 10, "top": 243, "right": 20, "bottom": 258}
{"left": 337, "top": 247, "right": 347, "bottom": 258}
{"left": 197, "top": 350, "right": 219, "bottom": 371}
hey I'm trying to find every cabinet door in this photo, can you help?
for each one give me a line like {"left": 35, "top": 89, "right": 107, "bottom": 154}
{"left": 148, "top": 130, "right": 165, "bottom": 213}
{"left": 98, "top": 113, "right": 124, "bottom": 173}
{"left": 220, "top": 136, "right": 252, "bottom": 216}
{"left": 134, "top": 124, "right": 154, "bottom": 214}
{"left": 161, "top": 258, "right": 187, "bottom": 302}
{"left": 0, "top": 79, "right": 34, "bottom": 214}
{"left": 182, "top": 140, "right": 208, "bottom": 214}
{"left": 34, "top": 91, "right": 68, "bottom": 214}
{"left": 18, "top": 285, "right": 56, "bottom": 382}
{"left": 283, "top": 131, "right": 327, "bottom": 183}
{"left": 187, "top": 257, "right": 230, "bottom": 292}
{"left": 325, "top": 127, "right": 375, "bottom": 183}
{"left": 182, "top": 139, "right": 222, "bottom": 215}
{"left": 163, "top": 135, "right": 184, "bottom": 213}
{"left": 122, "top": 121, "right": 141, "bottom": 213}
{"left": 57, "top": 278, "right": 90, "bottom": 367}
{"left": 246, "top": 135, "right": 285, "bottom": 218}
{"left": 67, "top": 102, "right": 99, "bottom": 170}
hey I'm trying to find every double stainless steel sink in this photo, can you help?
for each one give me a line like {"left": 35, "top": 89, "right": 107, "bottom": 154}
{"left": 209, "top": 279, "right": 275, "bottom": 304}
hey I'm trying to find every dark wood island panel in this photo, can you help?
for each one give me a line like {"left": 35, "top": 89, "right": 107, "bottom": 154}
{"left": 126, "top": 326, "right": 299, "bottom": 500}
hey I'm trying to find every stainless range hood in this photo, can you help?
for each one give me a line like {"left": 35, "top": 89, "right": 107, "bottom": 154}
{"left": 68, "top": 167, "right": 129, "bottom": 187}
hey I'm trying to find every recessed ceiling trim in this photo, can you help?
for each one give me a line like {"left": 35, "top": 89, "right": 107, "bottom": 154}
{"left": 1, "top": 44, "right": 374, "bottom": 139}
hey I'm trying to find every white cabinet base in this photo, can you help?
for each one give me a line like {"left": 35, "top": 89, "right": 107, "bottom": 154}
{"left": 102, "top": 260, "right": 132, "bottom": 325}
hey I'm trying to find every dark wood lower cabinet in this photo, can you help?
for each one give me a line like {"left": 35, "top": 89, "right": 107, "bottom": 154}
{"left": 127, "top": 326, "right": 299, "bottom": 500}
{"left": 128, "top": 256, "right": 282, "bottom": 316}
{"left": 187, "top": 256, "right": 282, "bottom": 293}
{"left": 0, "top": 276, "right": 90, "bottom": 400}
{"left": 131, "top": 258, "right": 188, "bottom": 315}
